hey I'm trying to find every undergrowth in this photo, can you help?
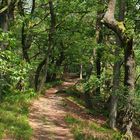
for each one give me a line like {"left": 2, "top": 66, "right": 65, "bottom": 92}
{"left": 65, "top": 114, "right": 122, "bottom": 140}
{"left": 63, "top": 86, "right": 122, "bottom": 140}
{"left": 45, "top": 79, "right": 63, "bottom": 89}
{"left": 65, "top": 86, "right": 108, "bottom": 117}
{"left": 0, "top": 89, "right": 36, "bottom": 140}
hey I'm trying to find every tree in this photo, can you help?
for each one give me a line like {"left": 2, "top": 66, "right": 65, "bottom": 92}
{"left": 109, "top": 0, "right": 125, "bottom": 130}
{"left": 102, "top": 0, "right": 135, "bottom": 137}
{"left": 95, "top": 0, "right": 104, "bottom": 95}
{"left": 35, "top": 0, "right": 56, "bottom": 92}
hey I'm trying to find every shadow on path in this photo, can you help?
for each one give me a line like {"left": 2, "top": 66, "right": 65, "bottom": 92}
{"left": 29, "top": 78, "right": 78, "bottom": 140}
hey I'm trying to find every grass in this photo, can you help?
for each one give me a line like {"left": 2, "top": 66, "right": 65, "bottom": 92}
{"left": 45, "top": 79, "right": 63, "bottom": 89}
{"left": 40, "top": 79, "right": 63, "bottom": 94}
{"left": 0, "top": 89, "right": 36, "bottom": 140}
{"left": 65, "top": 87, "right": 109, "bottom": 117}
{"left": 65, "top": 114, "right": 122, "bottom": 140}
{"left": 63, "top": 85, "right": 123, "bottom": 140}
{"left": 60, "top": 81, "right": 140, "bottom": 140}
{"left": 67, "top": 96, "right": 85, "bottom": 107}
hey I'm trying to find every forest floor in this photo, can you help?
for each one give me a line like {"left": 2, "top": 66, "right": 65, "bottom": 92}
{"left": 29, "top": 77, "right": 78, "bottom": 140}
{"left": 28, "top": 76, "right": 139, "bottom": 140}
{"left": 28, "top": 75, "right": 116, "bottom": 140}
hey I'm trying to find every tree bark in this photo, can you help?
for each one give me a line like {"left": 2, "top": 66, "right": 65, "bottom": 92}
{"left": 80, "top": 64, "right": 83, "bottom": 80}
{"left": 122, "top": 38, "right": 135, "bottom": 138}
{"left": 21, "top": 22, "right": 31, "bottom": 63}
{"left": 109, "top": 47, "right": 121, "bottom": 129}
{"left": 109, "top": 0, "right": 125, "bottom": 129}
{"left": 47, "top": 42, "right": 65, "bottom": 81}
{"left": 35, "top": 0, "right": 56, "bottom": 92}
{"left": 103, "top": 0, "right": 135, "bottom": 137}
{"left": 95, "top": 1, "right": 104, "bottom": 95}
{"left": 0, "top": 1, "right": 9, "bottom": 50}
{"left": 84, "top": 90, "right": 93, "bottom": 109}
{"left": 0, "top": 1, "right": 8, "bottom": 29}
{"left": 96, "top": 49, "right": 101, "bottom": 94}
{"left": 0, "top": 0, "right": 17, "bottom": 50}
{"left": 19, "top": 0, "right": 36, "bottom": 63}
{"left": 0, "top": 12, "right": 8, "bottom": 32}
{"left": 34, "top": 58, "right": 47, "bottom": 91}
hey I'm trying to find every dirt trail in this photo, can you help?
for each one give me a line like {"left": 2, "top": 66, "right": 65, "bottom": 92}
{"left": 29, "top": 78, "right": 78, "bottom": 140}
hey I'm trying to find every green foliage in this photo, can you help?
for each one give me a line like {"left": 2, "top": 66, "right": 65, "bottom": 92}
{"left": 134, "top": 88, "right": 140, "bottom": 124}
{"left": 0, "top": 0, "right": 140, "bottom": 139}
{"left": 0, "top": 32, "right": 35, "bottom": 139}
{"left": 0, "top": 49, "right": 32, "bottom": 95}
{"left": 0, "top": 89, "right": 35, "bottom": 139}
{"left": 45, "top": 80, "right": 63, "bottom": 89}
{"left": 84, "top": 75, "right": 101, "bottom": 92}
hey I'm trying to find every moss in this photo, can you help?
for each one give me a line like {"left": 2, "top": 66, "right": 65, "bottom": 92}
{"left": 117, "top": 21, "right": 125, "bottom": 32}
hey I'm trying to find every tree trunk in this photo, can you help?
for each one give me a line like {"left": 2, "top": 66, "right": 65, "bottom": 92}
{"left": 95, "top": 1, "right": 104, "bottom": 95}
{"left": 19, "top": 0, "right": 36, "bottom": 63}
{"left": 48, "top": 42, "right": 65, "bottom": 81}
{"left": 0, "top": 13, "right": 8, "bottom": 32}
{"left": 96, "top": 49, "right": 101, "bottom": 95}
{"left": 109, "top": 47, "right": 121, "bottom": 129}
{"left": 0, "top": 1, "right": 9, "bottom": 50}
{"left": 84, "top": 91, "right": 93, "bottom": 109}
{"left": 21, "top": 23, "right": 31, "bottom": 63}
{"left": 84, "top": 61, "right": 94, "bottom": 109}
{"left": 109, "top": 0, "right": 125, "bottom": 129}
{"left": 122, "top": 38, "right": 135, "bottom": 138}
{"left": 34, "top": 58, "right": 46, "bottom": 91}
{"left": 103, "top": 0, "right": 135, "bottom": 137}
{"left": 35, "top": 0, "right": 56, "bottom": 92}
{"left": 80, "top": 64, "right": 83, "bottom": 80}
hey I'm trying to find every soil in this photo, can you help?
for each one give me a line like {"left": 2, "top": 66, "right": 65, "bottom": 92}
{"left": 29, "top": 78, "right": 78, "bottom": 140}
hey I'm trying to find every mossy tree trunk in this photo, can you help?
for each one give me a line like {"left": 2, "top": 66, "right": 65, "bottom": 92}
{"left": 109, "top": 0, "right": 125, "bottom": 130}
{"left": 103, "top": 0, "right": 135, "bottom": 138}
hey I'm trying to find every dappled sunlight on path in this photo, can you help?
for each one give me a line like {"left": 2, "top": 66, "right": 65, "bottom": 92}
{"left": 29, "top": 75, "right": 109, "bottom": 140}
{"left": 29, "top": 78, "right": 78, "bottom": 140}
{"left": 29, "top": 96, "right": 74, "bottom": 140}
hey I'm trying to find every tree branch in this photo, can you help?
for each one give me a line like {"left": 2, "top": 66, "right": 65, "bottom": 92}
{"left": 102, "top": 0, "right": 126, "bottom": 44}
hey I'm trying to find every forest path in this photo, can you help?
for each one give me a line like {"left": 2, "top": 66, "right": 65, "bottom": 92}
{"left": 29, "top": 76, "right": 78, "bottom": 140}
